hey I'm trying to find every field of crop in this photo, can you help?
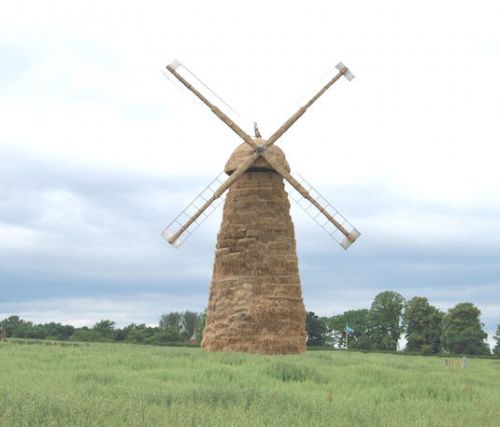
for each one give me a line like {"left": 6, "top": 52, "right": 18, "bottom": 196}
{"left": 0, "top": 342, "right": 499, "bottom": 426}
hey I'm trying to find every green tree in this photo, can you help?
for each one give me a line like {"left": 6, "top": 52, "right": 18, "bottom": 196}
{"left": 195, "top": 310, "right": 207, "bottom": 343}
{"left": 69, "top": 327, "right": 99, "bottom": 342}
{"left": 92, "top": 320, "right": 116, "bottom": 341}
{"left": 120, "top": 324, "right": 158, "bottom": 344}
{"left": 321, "top": 315, "right": 340, "bottom": 347}
{"left": 343, "top": 309, "right": 372, "bottom": 350}
{"left": 403, "top": 297, "right": 443, "bottom": 354}
{"left": 306, "top": 312, "right": 327, "bottom": 346}
{"left": 181, "top": 311, "right": 199, "bottom": 340}
{"left": 369, "top": 291, "right": 405, "bottom": 351}
{"left": 159, "top": 312, "right": 181, "bottom": 331}
{"left": 0, "top": 316, "right": 31, "bottom": 337}
{"left": 493, "top": 325, "right": 500, "bottom": 356}
{"left": 159, "top": 312, "right": 184, "bottom": 342}
{"left": 150, "top": 328, "right": 183, "bottom": 344}
{"left": 324, "top": 309, "right": 371, "bottom": 349}
{"left": 442, "top": 303, "right": 489, "bottom": 355}
{"left": 37, "top": 322, "right": 75, "bottom": 341}
{"left": 1, "top": 317, "right": 74, "bottom": 341}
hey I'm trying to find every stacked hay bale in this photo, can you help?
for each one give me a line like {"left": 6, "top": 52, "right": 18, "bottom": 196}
{"left": 201, "top": 143, "right": 307, "bottom": 354}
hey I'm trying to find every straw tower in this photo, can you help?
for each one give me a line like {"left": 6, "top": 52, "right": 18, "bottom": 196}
{"left": 201, "top": 143, "right": 306, "bottom": 354}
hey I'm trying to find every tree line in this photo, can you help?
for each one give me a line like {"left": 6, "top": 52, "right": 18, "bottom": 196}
{"left": 0, "top": 311, "right": 206, "bottom": 346}
{"left": 1, "top": 291, "right": 498, "bottom": 356}
{"left": 306, "top": 291, "right": 497, "bottom": 355}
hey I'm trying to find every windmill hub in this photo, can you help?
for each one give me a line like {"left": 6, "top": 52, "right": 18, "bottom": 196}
{"left": 255, "top": 144, "right": 267, "bottom": 155}
{"left": 224, "top": 142, "right": 290, "bottom": 175}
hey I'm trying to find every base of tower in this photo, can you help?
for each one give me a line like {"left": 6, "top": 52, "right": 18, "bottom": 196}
{"left": 201, "top": 338, "right": 306, "bottom": 355}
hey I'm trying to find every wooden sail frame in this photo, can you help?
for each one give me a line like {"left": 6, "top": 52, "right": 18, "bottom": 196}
{"left": 162, "top": 60, "right": 360, "bottom": 250}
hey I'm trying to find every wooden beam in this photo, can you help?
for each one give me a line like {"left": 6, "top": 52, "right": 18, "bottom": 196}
{"left": 265, "top": 67, "right": 347, "bottom": 149}
{"left": 166, "top": 65, "right": 258, "bottom": 150}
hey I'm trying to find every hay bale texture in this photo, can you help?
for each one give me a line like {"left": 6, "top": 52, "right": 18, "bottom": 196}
{"left": 201, "top": 143, "right": 307, "bottom": 354}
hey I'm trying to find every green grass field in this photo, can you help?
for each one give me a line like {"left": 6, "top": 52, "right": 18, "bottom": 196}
{"left": 1, "top": 342, "right": 499, "bottom": 426}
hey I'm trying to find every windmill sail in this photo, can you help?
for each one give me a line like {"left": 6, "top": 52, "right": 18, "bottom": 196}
{"left": 165, "top": 61, "right": 254, "bottom": 147}
{"left": 161, "top": 172, "right": 227, "bottom": 247}
{"left": 265, "top": 63, "right": 351, "bottom": 148}
{"left": 286, "top": 173, "right": 360, "bottom": 249}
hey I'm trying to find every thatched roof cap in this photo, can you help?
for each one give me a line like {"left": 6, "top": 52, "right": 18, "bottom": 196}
{"left": 224, "top": 140, "right": 290, "bottom": 174}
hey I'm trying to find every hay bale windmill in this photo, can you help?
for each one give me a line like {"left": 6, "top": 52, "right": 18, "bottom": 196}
{"left": 162, "top": 60, "right": 360, "bottom": 354}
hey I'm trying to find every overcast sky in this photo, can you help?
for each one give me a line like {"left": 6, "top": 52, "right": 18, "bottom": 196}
{"left": 1, "top": 1, "right": 499, "bottom": 344}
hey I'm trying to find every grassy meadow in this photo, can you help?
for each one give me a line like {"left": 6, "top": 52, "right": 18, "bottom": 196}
{"left": 0, "top": 342, "right": 499, "bottom": 426}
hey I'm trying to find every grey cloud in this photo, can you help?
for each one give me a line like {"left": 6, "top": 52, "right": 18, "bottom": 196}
{"left": 0, "top": 148, "right": 499, "bottom": 333}
{"left": 0, "top": 293, "right": 208, "bottom": 328}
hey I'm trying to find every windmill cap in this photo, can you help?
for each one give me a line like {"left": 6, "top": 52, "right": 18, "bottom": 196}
{"left": 224, "top": 141, "right": 291, "bottom": 175}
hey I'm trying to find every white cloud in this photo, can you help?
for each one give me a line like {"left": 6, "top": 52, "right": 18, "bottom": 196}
{"left": 0, "top": 0, "right": 499, "bottom": 332}
{"left": 0, "top": 223, "right": 43, "bottom": 250}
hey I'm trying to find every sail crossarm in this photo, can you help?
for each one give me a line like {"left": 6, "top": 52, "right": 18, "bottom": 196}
{"left": 286, "top": 173, "right": 360, "bottom": 249}
{"left": 161, "top": 172, "right": 227, "bottom": 247}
